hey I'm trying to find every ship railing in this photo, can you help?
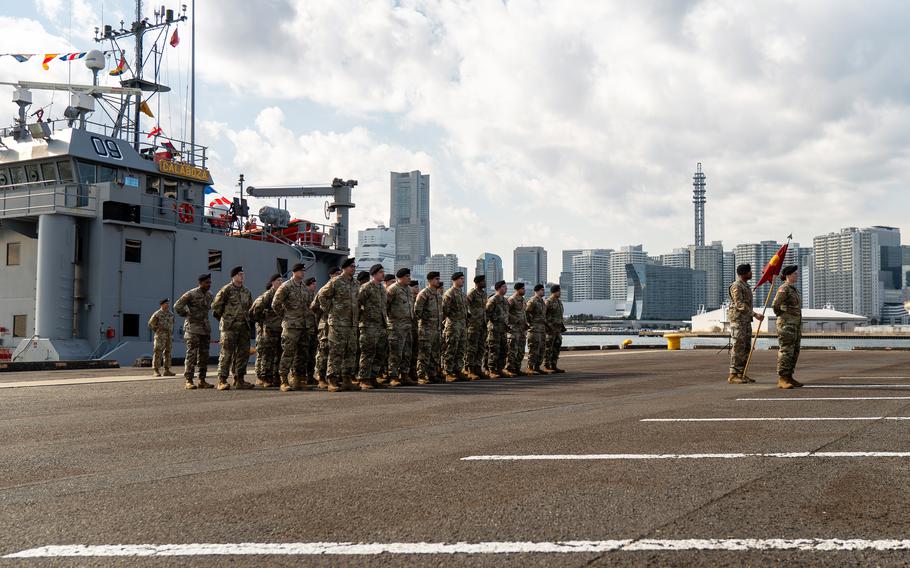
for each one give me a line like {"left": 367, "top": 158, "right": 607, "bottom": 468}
{"left": 137, "top": 193, "right": 229, "bottom": 235}
{"left": 227, "top": 217, "right": 340, "bottom": 251}
{"left": 0, "top": 180, "right": 96, "bottom": 219}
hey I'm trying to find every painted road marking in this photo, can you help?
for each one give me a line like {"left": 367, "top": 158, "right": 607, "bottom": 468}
{"left": 461, "top": 452, "right": 910, "bottom": 461}
{"left": 9, "top": 539, "right": 910, "bottom": 557}
{"left": 0, "top": 375, "right": 166, "bottom": 389}
{"left": 805, "top": 385, "right": 910, "bottom": 389}
{"left": 739, "top": 397, "right": 910, "bottom": 401}
{"left": 641, "top": 417, "right": 910, "bottom": 422}
{"left": 839, "top": 377, "right": 910, "bottom": 380}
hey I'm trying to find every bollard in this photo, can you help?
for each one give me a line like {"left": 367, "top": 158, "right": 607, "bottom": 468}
{"left": 664, "top": 333, "right": 683, "bottom": 350}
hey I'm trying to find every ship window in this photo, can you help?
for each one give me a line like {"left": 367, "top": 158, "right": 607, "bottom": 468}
{"left": 208, "top": 249, "right": 222, "bottom": 271}
{"left": 98, "top": 166, "right": 116, "bottom": 183}
{"left": 163, "top": 179, "right": 178, "bottom": 199}
{"left": 25, "top": 164, "right": 40, "bottom": 183}
{"left": 76, "top": 161, "right": 96, "bottom": 184}
{"left": 10, "top": 166, "right": 26, "bottom": 185}
{"left": 40, "top": 163, "right": 56, "bottom": 184}
{"left": 276, "top": 258, "right": 288, "bottom": 276}
{"left": 12, "top": 315, "right": 27, "bottom": 338}
{"left": 124, "top": 239, "right": 142, "bottom": 263}
{"left": 122, "top": 313, "right": 140, "bottom": 337}
{"left": 6, "top": 242, "right": 20, "bottom": 266}
{"left": 146, "top": 176, "right": 161, "bottom": 195}
{"left": 56, "top": 160, "right": 74, "bottom": 182}
{"left": 0, "top": 168, "right": 9, "bottom": 186}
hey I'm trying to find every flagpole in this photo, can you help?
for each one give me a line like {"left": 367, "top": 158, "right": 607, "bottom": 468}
{"left": 741, "top": 235, "right": 792, "bottom": 380}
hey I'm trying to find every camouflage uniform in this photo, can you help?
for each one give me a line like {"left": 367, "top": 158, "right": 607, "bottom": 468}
{"left": 525, "top": 295, "right": 547, "bottom": 371}
{"left": 506, "top": 292, "right": 528, "bottom": 372}
{"left": 174, "top": 286, "right": 213, "bottom": 384}
{"left": 442, "top": 285, "right": 469, "bottom": 377}
{"left": 311, "top": 281, "right": 334, "bottom": 383}
{"left": 250, "top": 288, "right": 282, "bottom": 385}
{"left": 772, "top": 282, "right": 802, "bottom": 379}
{"left": 357, "top": 281, "right": 388, "bottom": 382}
{"left": 414, "top": 286, "right": 443, "bottom": 382}
{"left": 212, "top": 282, "right": 254, "bottom": 386}
{"left": 304, "top": 290, "right": 318, "bottom": 383}
{"left": 272, "top": 278, "right": 314, "bottom": 387}
{"left": 485, "top": 294, "right": 508, "bottom": 374}
{"left": 321, "top": 273, "right": 360, "bottom": 385}
{"left": 544, "top": 294, "right": 565, "bottom": 370}
{"left": 147, "top": 307, "right": 174, "bottom": 375}
{"left": 465, "top": 285, "right": 488, "bottom": 374}
{"left": 386, "top": 282, "right": 414, "bottom": 380}
{"left": 727, "top": 280, "right": 754, "bottom": 377}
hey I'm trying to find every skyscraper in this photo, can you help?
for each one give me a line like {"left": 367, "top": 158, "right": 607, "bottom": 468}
{"left": 475, "top": 253, "right": 504, "bottom": 286}
{"left": 659, "top": 248, "right": 690, "bottom": 269}
{"left": 733, "top": 241, "right": 801, "bottom": 306}
{"left": 813, "top": 227, "right": 882, "bottom": 321}
{"left": 572, "top": 250, "right": 612, "bottom": 301}
{"left": 513, "top": 246, "right": 548, "bottom": 285}
{"left": 688, "top": 241, "right": 725, "bottom": 310}
{"left": 610, "top": 245, "right": 647, "bottom": 301}
{"left": 561, "top": 249, "right": 612, "bottom": 302}
{"left": 355, "top": 225, "right": 396, "bottom": 275}
{"left": 867, "top": 226, "right": 904, "bottom": 323}
{"left": 390, "top": 170, "right": 430, "bottom": 270}
{"left": 412, "top": 253, "right": 465, "bottom": 291}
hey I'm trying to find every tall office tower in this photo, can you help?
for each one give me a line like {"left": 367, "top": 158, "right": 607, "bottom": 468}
{"left": 390, "top": 170, "right": 430, "bottom": 270}
{"left": 561, "top": 249, "right": 612, "bottom": 301}
{"left": 799, "top": 249, "right": 815, "bottom": 309}
{"left": 475, "top": 253, "right": 504, "bottom": 287}
{"left": 610, "top": 245, "right": 647, "bottom": 301}
{"left": 513, "top": 246, "right": 548, "bottom": 285}
{"left": 692, "top": 162, "right": 706, "bottom": 247}
{"left": 813, "top": 227, "right": 882, "bottom": 321}
{"left": 688, "top": 241, "right": 725, "bottom": 310}
{"left": 659, "top": 248, "right": 690, "bottom": 269}
{"left": 626, "top": 264, "right": 706, "bottom": 320}
{"left": 733, "top": 241, "right": 801, "bottom": 306}
{"left": 355, "top": 225, "right": 396, "bottom": 275}
{"left": 412, "top": 253, "right": 464, "bottom": 291}
{"left": 867, "top": 226, "right": 905, "bottom": 323}
{"left": 722, "top": 250, "right": 736, "bottom": 290}
{"left": 572, "top": 250, "right": 612, "bottom": 301}
{"left": 902, "top": 245, "right": 910, "bottom": 288}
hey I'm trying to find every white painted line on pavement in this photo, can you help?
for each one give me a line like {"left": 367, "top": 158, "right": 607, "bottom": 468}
{"left": 9, "top": 539, "right": 910, "bottom": 557}
{"left": 641, "top": 417, "right": 910, "bottom": 422}
{"left": 839, "top": 377, "right": 910, "bottom": 380}
{"left": 805, "top": 385, "right": 910, "bottom": 389}
{"left": 738, "top": 397, "right": 910, "bottom": 401}
{"left": 0, "top": 375, "right": 165, "bottom": 389}
{"left": 462, "top": 452, "right": 910, "bottom": 461}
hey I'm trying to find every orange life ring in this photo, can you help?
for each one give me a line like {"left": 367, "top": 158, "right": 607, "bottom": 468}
{"left": 177, "top": 203, "right": 195, "bottom": 224}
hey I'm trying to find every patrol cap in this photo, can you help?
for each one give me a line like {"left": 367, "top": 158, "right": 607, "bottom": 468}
{"left": 159, "top": 298, "right": 170, "bottom": 305}
{"left": 396, "top": 267, "right": 411, "bottom": 278}
{"left": 291, "top": 263, "right": 306, "bottom": 273}
{"left": 534, "top": 284, "right": 545, "bottom": 292}
{"left": 230, "top": 266, "right": 243, "bottom": 277}
{"left": 329, "top": 266, "right": 342, "bottom": 276}
{"left": 550, "top": 284, "right": 561, "bottom": 293}
{"left": 514, "top": 282, "right": 526, "bottom": 290}
{"left": 736, "top": 263, "right": 751, "bottom": 276}
{"left": 494, "top": 280, "right": 506, "bottom": 289}
{"left": 357, "top": 270, "right": 370, "bottom": 283}
{"left": 473, "top": 274, "right": 486, "bottom": 284}
{"left": 427, "top": 271, "right": 441, "bottom": 281}
{"left": 383, "top": 274, "right": 396, "bottom": 282}
{"left": 409, "top": 280, "right": 420, "bottom": 287}
{"left": 198, "top": 273, "right": 212, "bottom": 282}
{"left": 341, "top": 258, "right": 356, "bottom": 269}
{"left": 452, "top": 271, "right": 465, "bottom": 281}
{"left": 304, "top": 277, "right": 317, "bottom": 286}
{"left": 369, "top": 263, "right": 385, "bottom": 275}
{"left": 780, "top": 265, "right": 798, "bottom": 280}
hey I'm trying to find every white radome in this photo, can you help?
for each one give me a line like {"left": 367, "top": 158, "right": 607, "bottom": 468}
{"left": 84, "top": 50, "right": 105, "bottom": 71}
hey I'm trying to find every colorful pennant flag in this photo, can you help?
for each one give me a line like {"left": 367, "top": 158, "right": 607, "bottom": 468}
{"left": 109, "top": 55, "right": 127, "bottom": 76}
{"left": 59, "top": 52, "right": 87, "bottom": 61}
{"left": 170, "top": 28, "right": 180, "bottom": 48}
{"left": 139, "top": 100, "right": 155, "bottom": 118}
{"left": 42, "top": 54, "right": 59, "bottom": 70}
{"left": 11, "top": 54, "right": 34, "bottom": 63}
{"left": 754, "top": 242, "right": 790, "bottom": 289}
{"left": 147, "top": 126, "right": 163, "bottom": 138}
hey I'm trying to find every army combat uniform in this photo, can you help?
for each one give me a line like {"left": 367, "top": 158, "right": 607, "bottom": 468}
{"left": 772, "top": 281, "right": 802, "bottom": 387}
{"left": 357, "top": 280, "right": 388, "bottom": 388}
{"left": 311, "top": 281, "right": 334, "bottom": 386}
{"left": 174, "top": 285, "right": 214, "bottom": 389}
{"left": 212, "top": 281, "right": 254, "bottom": 389}
{"left": 250, "top": 287, "right": 282, "bottom": 387}
{"left": 321, "top": 272, "right": 360, "bottom": 391}
{"left": 525, "top": 294, "right": 547, "bottom": 373}
{"left": 485, "top": 294, "right": 508, "bottom": 377}
{"left": 386, "top": 281, "right": 415, "bottom": 385}
{"left": 465, "top": 284, "right": 488, "bottom": 378}
{"left": 148, "top": 307, "right": 174, "bottom": 377}
{"left": 727, "top": 279, "right": 755, "bottom": 382}
{"left": 544, "top": 294, "right": 566, "bottom": 372}
{"left": 442, "top": 285, "right": 469, "bottom": 381}
{"left": 272, "top": 278, "right": 314, "bottom": 390}
{"left": 415, "top": 286, "right": 443, "bottom": 383}
{"left": 505, "top": 292, "right": 528, "bottom": 374}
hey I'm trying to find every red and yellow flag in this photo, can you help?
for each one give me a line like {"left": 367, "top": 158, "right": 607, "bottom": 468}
{"left": 754, "top": 242, "right": 789, "bottom": 289}
{"left": 42, "top": 53, "right": 58, "bottom": 70}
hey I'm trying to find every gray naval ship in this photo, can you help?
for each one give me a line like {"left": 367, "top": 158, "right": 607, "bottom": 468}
{"left": 0, "top": 3, "right": 356, "bottom": 366}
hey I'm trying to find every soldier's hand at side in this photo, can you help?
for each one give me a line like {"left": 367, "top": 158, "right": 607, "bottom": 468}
{"left": 754, "top": 313, "right": 764, "bottom": 321}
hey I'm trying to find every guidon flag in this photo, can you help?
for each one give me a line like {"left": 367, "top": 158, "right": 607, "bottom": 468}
{"left": 754, "top": 241, "right": 790, "bottom": 289}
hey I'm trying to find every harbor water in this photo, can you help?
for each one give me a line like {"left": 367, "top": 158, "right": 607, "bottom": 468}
{"left": 561, "top": 334, "right": 910, "bottom": 351}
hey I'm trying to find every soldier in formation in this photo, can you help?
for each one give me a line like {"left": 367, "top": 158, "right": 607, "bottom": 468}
{"left": 386, "top": 268, "right": 416, "bottom": 387}
{"left": 543, "top": 285, "right": 566, "bottom": 373}
{"left": 357, "top": 264, "right": 389, "bottom": 390}
{"left": 148, "top": 298, "right": 175, "bottom": 377}
{"left": 312, "top": 266, "right": 342, "bottom": 389}
{"left": 408, "top": 280, "right": 420, "bottom": 381}
{"left": 464, "top": 275, "right": 488, "bottom": 380}
{"left": 174, "top": 273, "right": 214, "bottom": 390}
{"left": 726, "top": 264, "right": 763, "bottom": 385}
{"left": 773, "top": 265, "right": 803, "bottom": 390}
{"left": 504, "top": 282, "right": 528, "bottom": 377}
{"left": 442, "top": 271, "right": 469, "bottom": 382}
{"left": 272, "top": 263, "right": 313, "bottom": 391}
{"left": 211, "top": 266, "right": 254, "bottom": 390}
{"left": 250, "top": 274, "right": 283, "bottom": 387}
{"left": 525, "top": 284, "right": 549, "bottom": 375}
{"left": 415, "top": 271, "right": 444, "bottom": 384}
{"left": 321, "top": 258, "right": 360, "bottom": 392}
{"left": 304, "top": 276, "right": 319, "bottom": 386}
{"left": 485, "top": 280, "right": 509, "bottom": 379}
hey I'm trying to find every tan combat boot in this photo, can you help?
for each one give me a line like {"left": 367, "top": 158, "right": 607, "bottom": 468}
{"left": 777, "top": 376, "right": 797, "bottom": 389}
{"left": 359, "top": 378, "right": 375, "bottom": 390}
{"left": 236, "top": 377, "right": 255, "bottom": 389}
{"left": 216, "top": 378, "right": 231, "bottom": 390}
{"left": 500, "top": 369, "right": 516, "bottom": 378}
{"left": 790, "top": 377, "right": 804, "bottom": 387}
{"left": 728, "top": 373, "right": 749, "bottom": 384}
{"left": 444, "top": 373, "right": 459, "bottom": 383}
{"left": 552, "top": 366, "right": 566, "bottom": 374}
{"left": 417, "top": 375, "right": 431, "bottom": 385}
{"left": 255, "top": 377, "right": 271, "bottom": 388}
{"left": 153, "top": 369, "right": 161, "bottom": 377}
{"left": 197, "top": 377, "right": 214, "bottom": 389}
{"left": 524, "top": 367, "right": 538, "bottom": 376}
{"left": 163, "top": 369, "right": 176, "bottom": 377}
{"left": 184, "top": 379, "right": 197, "bottom": 390}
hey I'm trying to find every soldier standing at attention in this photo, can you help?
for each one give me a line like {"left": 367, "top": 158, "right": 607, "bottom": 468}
{"left": 212, "top": 266, "right": 254, "bottom": 390}
{"left": 525, "top": 284, "right": 548, "bottom": 375}
{"left": 357, "top": 264, "right": 389, "bottom": 390}
{"left": 250, "top": 274, "right": 283, "bottom": 387}
{"left": 773, "top": 265, "right": 803, "bottom": 390}
{"left": 442, "top": 271, "right": 469, "bottom": 382}
{"left": 272, "top": 263, "right": 312, "bottom": 392}
{"left": 464, "top": 275, "right": 488, "bottom": 380}
{"left": 727, "top": 264, "right": 764, "bottom": 384}
{"left": 415, "top": 271, "right": 444, "bottom": 384}
{"left": 311, "top": 266, "right": 342, "bottom": 389}
{"left": 320, "top": 258, "right": 360, "bottom": 392}
{"left": 148, "top": 298, "right": 175, "bottom": 377}
{"left": 543, "top": 285, "right": 566, "bottom": 373}
{"left": 377, "top": 273, "right": 396, "bottom": 382}
{"left": 386, "top": 268, "right": 416, "bottom": 387}
{"left": 174, "top": 273, "right": 214, "bottom": 390}
{"left": 407, "top": 279, "right": 421, "bottom": 382}
{"left": 485, "top": 280, "right": 509, "bottom": 379}
{"left": 504, "top": 282, "right": 528, "bottom": 377}
{"left": 304, "top": 276, "right": 319, "bottom": 387}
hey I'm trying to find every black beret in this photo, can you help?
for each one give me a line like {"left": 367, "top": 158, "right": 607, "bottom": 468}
{"left": 160, "top": 298, "right": 170, "bottom": 305}
{"left": 409, "top": 280, "right": 420, "bottom": 287}
{"left": 370, "top": 263, "right": 385, "bottom": 276}
{"left": 329, "top": 266, "right": 342, "bottom": 275}
{"left": 534, "top": 284, "right": 545, "bottom": 292}
{"left": 514, "top": 282, "right": 525, "bottom": 290}
{"left": 304, "top": 277, "right": 317, "bottom": 286}
{"left": 291, "top": 263, "right": 306, "bottom": 273}
{"left": 427, "top": 271, "right": 440, "bottom": 280}
{"left": 550, "top": 284, "right": 561, "bottom": 293}
{"left": 198, "top": 273, "right": 212, "bottom": 282}
{"left": 780, "top": 265, "right": 798, "bottom": 279}
{"left": 452, "top": 271, "right": 465, "bottom": 280}
{"left": 494, "top": 280, "right": 506, "bottom": 289}
{"left": 342, "top": 258, "right": 356, "bottom": 269}
{"left": 383, "top": 274, "right": 396, "bottom": 282}
{"left": 736, "top": 263, "right": 751, "bottom": 276}
{"left": 357, "top": 271, "right": 370, "bottom": 283}
{"left": 268, "top": 273, "right": 282, "bottom": 284}
{"left": 474, "top": 274, "right": 486, "bottom": 284}
{"left": 230, "top": 266, "right": 243, "bottom": 277}
{"left": 396, "top": 268, "right": 411, "bottom": 278}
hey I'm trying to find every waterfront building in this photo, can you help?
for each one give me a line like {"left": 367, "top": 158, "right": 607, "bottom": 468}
{"left": 625, "top": 264, "right": 705, "bottom": 320}
{"left": 513, "top": 246, "right": 548, "bottom": 285}
{"left": 413, "top": 253, "right": 465, "bottom": 290}
{"left": 355, "top": 225, "right": 396, "bottom": 275}
{"left": 688, "top": 241, "right": 725, "bottom": 310}
{"left": 475, "top": 253, "right": 503, "bottom": 288}
{"left": 572, "top": 250, "right": 611, "bottom": 301}
{"left": 390, "top": 170, "right": 430, "bottom": 270}
{"left": 733, "top": 241, "right": 801, "bottom": 306}
{"left": 813, "top": 227, "right": 882, "bottom": 322}
{"left": 610, "top": 245, "right": 647, "bottom": 301}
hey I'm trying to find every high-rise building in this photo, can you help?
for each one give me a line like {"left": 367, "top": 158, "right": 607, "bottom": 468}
{"left": 412, "top": 253, "right": 464, "bottom": 291}
{"left": 688, "top": 241, "right": 725, "bottom": 310}
{"left": 561, "top": 249, "right": 612, "bottom": 301}
{"left": 733, "top": 241, "right": 801, "bottom": 306}
{"left": 558, "top": 272, "right": 574, "bottom": 301}
{"left": 867, "top": 226, "right": 905, "bottom": 323}
{"left": 572, "top": 250, "right": 612, "bottom": 301}
{"left": 797, "top": 247, "right": 815, "bottom": 308}
{"left": 723, "top": 250, "right": 736, "bottom": 291}
{"left": 475, "top": 253, "right": 504, "bottom": 287}
{"left": 626, "top": 264, "right": 706, "bottom": 320}
{"left": 610, "top": 246, "right": 647, "bottom": 301}
{"left": 813, "top": 227, "right": 882, "bottom": 321}
{"left": 659, "top": 248, "right": 690, "bottom": 269}
{"left": 513, "top": 246, "right": 548, "bottom": 285}
{"left": 355, "top": 225, "right": 396, "bottom": 275}
{"left": 390, "top": 170, "right": 430, "bottom": 270}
